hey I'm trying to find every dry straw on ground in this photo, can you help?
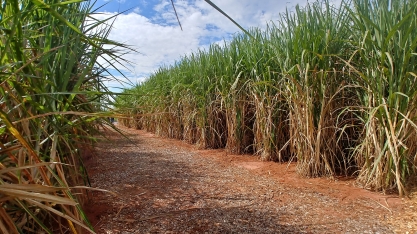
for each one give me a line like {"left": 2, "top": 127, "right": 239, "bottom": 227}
{"left": 84, "top": 125, "right": 417, "bottom": 233}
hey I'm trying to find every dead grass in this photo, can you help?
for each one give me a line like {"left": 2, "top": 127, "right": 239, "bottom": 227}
{"left": 83, "top": 125, "right": 416, "bottom": 233}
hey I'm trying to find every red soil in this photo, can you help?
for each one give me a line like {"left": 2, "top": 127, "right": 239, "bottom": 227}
{"left": 83, "top": 125, "right": 417, "bottom": 233}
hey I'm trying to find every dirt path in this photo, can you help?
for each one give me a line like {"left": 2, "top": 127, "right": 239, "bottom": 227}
{"left": 84, "top": 125, "right": 417, "bottom": 233}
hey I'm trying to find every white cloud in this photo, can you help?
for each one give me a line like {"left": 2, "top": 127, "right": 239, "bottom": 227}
{"left": 153, "top": 0, "right": 170, "bottom": 12}
{"left": 133, "top": 7, "right": 141, "bottom": 13}
{"left": 97, "top": 0, "right": 324, "bottom": 89}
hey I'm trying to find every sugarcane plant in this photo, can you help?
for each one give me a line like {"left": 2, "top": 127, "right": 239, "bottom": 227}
{"left": 116, "top": 0, "right": 417, "bottom": 196}
{"left": 348, "top": 0, "right": 417, "bottom": 196}
{"left": 0, "top": 0, "right": 128, "bottom": 233}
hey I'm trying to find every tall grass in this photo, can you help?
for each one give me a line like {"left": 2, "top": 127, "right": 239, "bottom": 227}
{"left": 348, "top": 0, "right": 417, "bottom": 196}
{"left": 277, "top": 0, "right": 355, "bottom": 177}
{"left": 0, "top": 0, "right": 126, "bottom": 232}
{"left": 116, "top": 0, "right": 417, "bottom": 195}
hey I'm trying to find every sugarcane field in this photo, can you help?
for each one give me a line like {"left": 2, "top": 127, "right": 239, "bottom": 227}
{"left": 1, "top": 0, "right": 417, "bottom": 233}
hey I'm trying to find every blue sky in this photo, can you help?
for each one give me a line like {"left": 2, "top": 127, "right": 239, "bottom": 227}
{"left": 97, "top": 0, "right": 160, "bottom": 18}
{"left": 94, "top": 0, "right": 341, "bottom": 91}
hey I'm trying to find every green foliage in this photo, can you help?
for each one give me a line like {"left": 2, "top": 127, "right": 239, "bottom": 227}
{"left": 348, "top": 0, "right": 417, "bottom": 196}
{"left": 0, "top": 0, "right": 127, "bottom": 232}
{"left": 116, "top": 0, "right": 417, "bottom": 196}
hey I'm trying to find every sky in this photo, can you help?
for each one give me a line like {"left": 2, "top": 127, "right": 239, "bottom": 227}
{"left": 94, "top": 0, "right": 339, "bottom": 91}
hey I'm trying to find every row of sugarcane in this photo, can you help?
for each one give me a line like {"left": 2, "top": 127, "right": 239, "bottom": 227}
{"left": 0, "top": 0, "right": 126, "bottom": 233}
{"left": 117, "top": 0, "right": 417, "bottom": 196}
